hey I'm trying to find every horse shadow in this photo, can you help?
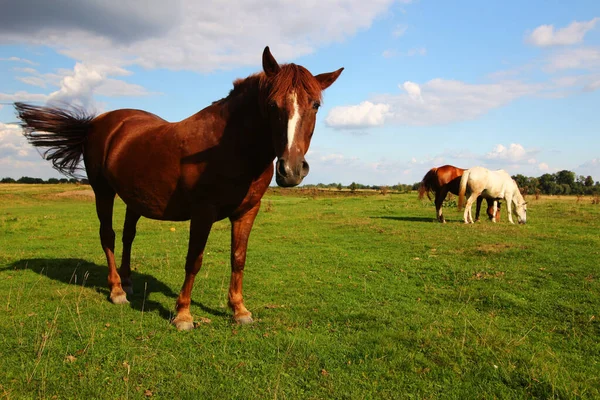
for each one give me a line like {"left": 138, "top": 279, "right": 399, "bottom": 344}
{"left": 372, "top": 216, "right": 437, "bottom": 223}
{"left": 1, "top": 258, "right": 228, "bottom": 322}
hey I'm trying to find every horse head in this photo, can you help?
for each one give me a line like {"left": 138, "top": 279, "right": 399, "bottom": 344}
{"left": 260, "top": 46, "right": 343, "bottom": 187}
{"left": 515, "top": 200, "right": 527, "bottom": 224}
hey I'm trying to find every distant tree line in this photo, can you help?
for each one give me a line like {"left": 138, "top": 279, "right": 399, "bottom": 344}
{"left": 1, "top": 176, "right": 89, "bottom": 184}
{"left": 3, "top": 169, "right": 599, "bottom": 195}
{"left": 302, "top": 170, "right": 600, "bottom": 196}
{"left": 511, "top": 170, "right": 599, "bottom": 195}
{"left": 301, "top": 182, "right": 418, "bottom": 193}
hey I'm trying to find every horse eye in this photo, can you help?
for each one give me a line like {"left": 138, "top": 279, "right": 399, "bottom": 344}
{"left": 269, "top": 101, "right": 277, "bottom": 109}
{"left": 312, "top": 101, "right": 320, "bottom": 110}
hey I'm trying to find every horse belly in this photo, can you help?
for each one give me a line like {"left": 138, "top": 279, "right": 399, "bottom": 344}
{"left": 104, "top": 132, "right": 190, "bottom": 220}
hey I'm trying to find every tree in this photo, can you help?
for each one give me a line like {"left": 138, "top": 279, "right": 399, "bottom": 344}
{"left": 560, "top": 183, "right": 571, "bottom": 195}
{"left": 527, "top": 177, "right": 539, "bottom": 195}
{"left": 585, "top": 176, "right": 594, "bottom": 187}
{"left": 349, "top": 182, "right": 358, "bottom": 193}
{"left": 1, "top": 177, "right": 16, "bottom": 183}
{"left": 538, "top": 173, "right": 556, "bottom": 194}
{"left": 17, "top": 176, "right": 44, "bottom": 184}
{"left": 555, "top": 170, "right": 575, "bottom": 186}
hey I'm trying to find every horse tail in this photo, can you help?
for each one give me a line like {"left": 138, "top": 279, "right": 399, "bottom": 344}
{"left": 15, "top": 102, "right": 95, "bottom": 178}
{"left": 418, "top": 168, "right": 438, "bottom": 201}
{"left": 457, "top": 169, "right": 470, "bottom": 209}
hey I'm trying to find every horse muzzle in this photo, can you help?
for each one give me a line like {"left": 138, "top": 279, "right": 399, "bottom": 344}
{"left": 275, "top": 157, "right": 310, "bottom": 187}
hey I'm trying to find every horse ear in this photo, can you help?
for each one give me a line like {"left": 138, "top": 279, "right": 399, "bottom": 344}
{"left": 315, "top": 68, "right": 344, "bottom": 90}
{"left": 262, "top": 46, "right": 281, "bottom": 77}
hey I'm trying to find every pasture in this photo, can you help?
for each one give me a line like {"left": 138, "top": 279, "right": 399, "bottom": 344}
{"left": 1, "top": 184, "right": 599, "bottom": 399}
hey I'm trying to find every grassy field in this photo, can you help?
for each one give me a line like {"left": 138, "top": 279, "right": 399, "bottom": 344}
{"left": 1, "top": 184, "right": 599, "bottom": 399}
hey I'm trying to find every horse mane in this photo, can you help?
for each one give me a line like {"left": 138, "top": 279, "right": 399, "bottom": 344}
{"left": 418, "top": 167, "right": 438, "bottom": 200}
{"left": 261, "top": 63, "right": 323, "bottom": 103}
{"left": 222, "top": 64, "right": 323, "bottom": 109}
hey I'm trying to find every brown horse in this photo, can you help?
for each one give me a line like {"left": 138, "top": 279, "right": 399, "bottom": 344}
{"left": 16, "top": 46, "right": 343, "bottom": 330}
{"left": 418, "top": 165, "right": 501, "bottom": 223}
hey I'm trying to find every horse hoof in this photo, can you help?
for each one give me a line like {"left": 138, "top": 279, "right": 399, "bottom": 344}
{"left": 122, "top": 285, "right": 133, "bottom": 295}
{"left": 110, "top": 292, "right": 129, "bottom": 304}
{"left": 174, "top": 320, "right": 195, "bottom": 331}
{"left": 235, "top": 314, "right": 254, "bottom": 324}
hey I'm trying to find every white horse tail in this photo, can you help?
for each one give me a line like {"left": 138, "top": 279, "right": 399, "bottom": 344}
{"left": 458, "top": 169, "right": 470, "bottom": 210}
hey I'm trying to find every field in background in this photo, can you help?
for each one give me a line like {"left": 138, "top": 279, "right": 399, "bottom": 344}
{"left": 1, "top": 184, "right": 599, "bottom": 399}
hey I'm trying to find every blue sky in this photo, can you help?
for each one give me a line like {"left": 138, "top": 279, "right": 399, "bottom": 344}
{"left": 1, "top": 0, "right": 599, "bottom": 185}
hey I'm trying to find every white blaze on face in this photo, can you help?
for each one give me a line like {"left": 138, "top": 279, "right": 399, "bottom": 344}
{"left": 287, "top": 92, "right": 300, "bottom": 151}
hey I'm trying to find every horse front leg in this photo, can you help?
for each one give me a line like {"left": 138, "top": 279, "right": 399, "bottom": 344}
{"left": 228, "top": 202, "right": 261, "bottom": 324}
{"left": 475, "top": 196, "right": 483, "bottom": 222}
{"left": 173, "top": 209, "right": 215, "bottom": 331}
{"left": 120, "top": 207, "right": 141, "bottom": 295}
{"left": 506, "top": 197, "right": 515, "bottom": 224}
{"left": 435, "top": 189, "right": 448, "bottom": 223}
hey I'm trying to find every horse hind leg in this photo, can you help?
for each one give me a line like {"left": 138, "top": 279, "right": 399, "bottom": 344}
{"left": 94, "top": 188, "right": 128, "bottom": 304}
{"left": 463, "top": 193, "right": 478, "bottom": 224}
{"left": 120, "top": 207, "right": 141, "bottom": 295}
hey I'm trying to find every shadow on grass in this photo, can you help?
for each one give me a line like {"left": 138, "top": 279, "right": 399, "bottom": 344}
{"left": 372, "top": 215, "right": 441, "bottom": 223}
{"left": 1, "top": 258, "right": 229, "bottom": 322}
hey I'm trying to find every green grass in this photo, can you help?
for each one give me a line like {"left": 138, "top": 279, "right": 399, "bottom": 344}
{"left": 1, "top": 184, "right": 599, "bottom": 399}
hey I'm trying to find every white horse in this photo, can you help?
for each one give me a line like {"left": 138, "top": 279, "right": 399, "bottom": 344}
{"left": 458, "top": 166, "right": 527, "bottom": 224}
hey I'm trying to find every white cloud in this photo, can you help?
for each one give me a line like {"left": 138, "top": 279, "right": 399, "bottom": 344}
{"left": 326, "top": 78, "right": 541, "bottom": 129}
{"left": 0, "top": 0, "right": 402, "bottom": 73}
{"left": 402, "top": 81, "right": 423, "bottom": 102}
{"left": 526, "top": 18, "right": 599, "bottom": 47}
{"left": 545, "top": 47, "right": 600, "bottom": 71}
{"left": 305, "top": 148, "right": 421, "bottom": 185}
{"left": 585, "top": 79, "right": 600, "bottom": 91}
{"left": 576, "top": 158, "right": 600, "bottom": 180}
{"left": 0, "top": 56, "right": 36, "bottom": 65}
{"left": 0, "top": 122, "right": 64, "bottom": 179}
{"left": 538, "top": 162, "right": 549, "bottom": 171}
{"left": 325, "top": 101, "right": 391, "bottom": 129}
{"left": 485, "top": 143, "right": 529, "bottom": 162}
{"left": 48, "top": 63, "right": 104, "bottom": 109}
{"left": 0, "top": 123, "right": 31, "bottom": 159}
{"left": 0, "top": 91, "right": 49, "bottom": 103}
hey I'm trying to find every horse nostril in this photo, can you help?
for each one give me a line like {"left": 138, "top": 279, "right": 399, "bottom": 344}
{"left": 301, "top": 160, "right": 310, "bottom": 177}
{"left": 277, "top": 159, "right": 287, "bottom": 177}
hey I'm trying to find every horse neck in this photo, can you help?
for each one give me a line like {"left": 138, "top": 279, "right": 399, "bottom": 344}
{"left": 186, "top": 78, "right": 275, "bottom": 161}
{"left": 513, "top": 190, "right": 524, "bottom": 204}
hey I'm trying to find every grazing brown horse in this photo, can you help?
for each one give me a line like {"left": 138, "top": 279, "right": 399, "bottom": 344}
{"left": 418, "top": 165, "right": 501, "bottom": 223}
{"left": 16, "top": 46, "right": 343, "bottom": 330}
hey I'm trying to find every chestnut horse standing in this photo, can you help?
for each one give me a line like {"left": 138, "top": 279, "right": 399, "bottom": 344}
{"left": 418, "top": 165, "right": 501, "bottom": 223}
{"left": 16, "top": 47, "right": 343, "bottom": 330}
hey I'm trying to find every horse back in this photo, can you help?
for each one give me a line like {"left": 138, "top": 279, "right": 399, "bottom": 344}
{"left": 437, "top": 165, "right": 465, "bottom": 195}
